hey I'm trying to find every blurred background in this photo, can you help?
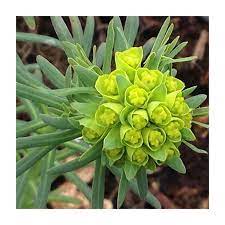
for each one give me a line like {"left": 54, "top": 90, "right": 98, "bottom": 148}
{"left": 16, "top": 16, "right": 209, "bottom": 209}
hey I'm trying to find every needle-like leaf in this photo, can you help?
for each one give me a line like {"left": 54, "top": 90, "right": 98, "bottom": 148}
{"left": 16, "top": 32, "right": 61, "bottom": 48}
{"left": 103, "top": 19, "right": 114, "bottom": 73}
{"left": 136, "top": 166, "right": 148, "bottom": 199}
{"left": 16, "top": 119, "right": 46, "bottom": 137}
{"left": 16, "top": 82, "right": 68, "bottom": 110}
{"left": 183, "top": 140, "right": 208, "bottom": 154}
{"left": 124, "top": 16, "right": 139, "bottom": 47}
{"left": 91, "top": 157, "right": 106, "bottom": 208}
{"left": 36, "top": 55, "right": 65, "bottom": 89}
{"left": 117, "top": 170, "right": 129, "bottom": 208}
{"left": 69, "top": 16, "right": 83, "bottom": 45}
{"left": 51, "top": 16, "right": 73, "bottom": 43}
{"left": 185, "top": 94, "right": 207, "bottom": 109}
{"left": 35, "top": 149, "right": 56, "bottom": 208}
{"left": 16, "top": 145, "right": 55, "bottom": 177}
{"left": 83, "top": 16, "right": 95, "bottom": 57}
{"left": 16, "top": 129, "right": 81, "bottom": 150}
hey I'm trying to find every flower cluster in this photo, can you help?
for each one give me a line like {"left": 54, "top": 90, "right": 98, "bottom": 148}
{"left": 80, "top": 47, "right": 193, "bottom": 174}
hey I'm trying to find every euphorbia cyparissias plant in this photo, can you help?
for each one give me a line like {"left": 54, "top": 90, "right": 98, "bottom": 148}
{"left": 16, "top": 16, "right": 208, "bottom": 209}
{"left": 81, "top": 46, "right": 198, "bottom": 171}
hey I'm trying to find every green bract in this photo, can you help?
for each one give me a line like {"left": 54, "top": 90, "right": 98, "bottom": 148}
{"left": 115, "top": 47, "right": 143, "bottom": 82}
{"left": 16, "top": 16, "right": 208, "bottom": 209}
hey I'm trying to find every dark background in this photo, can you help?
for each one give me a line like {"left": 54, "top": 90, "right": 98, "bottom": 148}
{"left": 16, "top": 16, "right": 209, "bottom": 209}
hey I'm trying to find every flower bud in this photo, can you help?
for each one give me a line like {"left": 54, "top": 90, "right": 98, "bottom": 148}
{"left": 164, "top": 141, "right": 180, "bottom": 160}
{"left": 148, "top": 102, "right": 171, "bottom": 126}
{"left": 105, "top": 147, "right": 125, "bottom": 165}
{"left": 126, "top": 146, "right": 149, "bottom": 166}
{"left": 142, "top": 126, "right": 166, "bottom": 150}
{"left": 164, "top": 118, "right": 184, "bottom": 142}
{"left": 120, "top": 125, "right": 143, "bottom": 148}
{"left": 127, "top": 109, "right": 148, "bottom": 130}
{"left": 180, "top": 112, "right": 192, "bottom": 128}
{"left": 95, "top": 69, "right": 127, "bottom": 101}
{"left": 165, "top": 76, "right": 185, "bottom": 93}
{"left": 79, "top": 117, "right": 105, "bottom": 143}
{"left": 135, "top": 69, "right": 164, "bottom": 92}
{"left": 82, "top": 127, "right": 100, "bottom": 141}
{"left": 171, "top": 96, "right": 190, "bottom": 116}
{"left": 166, "top": 91, "right": 190, "bottom": 116}
{"left": 125, "top": 85, "right": 148, "bottom": 108}
{"left": 115, "top": 47, "right": 143, "bottom": 82}
{"left": 95, "top": 103, "right": 123, "bottom": 127}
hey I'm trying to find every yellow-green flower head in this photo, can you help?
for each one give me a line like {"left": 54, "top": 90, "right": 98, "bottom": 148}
{"left": 126, "top": 85, "right": 148, "bottom": 108}
{"left": 150, "top": 105, "right": 171, "bottom": 125}
{"left": 165, "top": 76, "right": 185, "bottom": 93}
{"left": 148, "top": 130, "right": 164, "bottom": 148}
{"left": 95, "top": 70, "right": 127, "bottom": 101}
{"left": 180, "top": 112, "right": 192, "bottom": 128}
{"left": 141, "top": 71, "right": 158, "bottom": 89}
{"left": 82, "top": 127, "right": 100, "bottom": 141}
{"left": 95, "top": 103, "right": 123, "bottom": 127}
{"left": 142, "top": 127, "right": 166, "bottom": 150}
{"left": 124, "top": 129, "right": 142, "bottom": 145}
{"left": 98, "top": 107, "right": 117, "bottom": 126}
{"left": 171, "top": 96, "right": 190, "bottom": 115}
{"left": 96, "top": 74, "right": 117, "bottom": 96}
{"left": 126, "top": 146, "right": 149, "bottom": 166}
{"left": 115, "top": 47, "right": 143, "bottom": 82}
{"left": 132, "top": 114, "right": 148, "bottom": 130}
{"left": 103, "top": 75, "right": 117, "bottom": 95}
{"left": 79, "top": 117, "right": 105, "bottom": 143}
{"left": 106, "top": 148, "right": 122, "bottom": 158}
{"left": 164, "top": 119, "right": 184, "bottom": 142}
{"left": 135, "top": 69, "right": 163, "bottom": 92}
{"left": 105, "top": 148, "right": 124, "bottom": 164}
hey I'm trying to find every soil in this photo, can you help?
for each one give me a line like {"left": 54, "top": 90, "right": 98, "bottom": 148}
{"left": 16, "top": 16, "right": 209, "bottom": 209}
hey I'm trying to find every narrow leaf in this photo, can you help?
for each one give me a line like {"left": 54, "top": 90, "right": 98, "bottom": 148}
{"left": 75, "top": 65, "right": 99, "bottom": 87}
{"left": 16, "top": 145, "right": 55, "bottom": 177}
{"left": 16, "top": 119, "right": 46, "bottom": 137}
{"left": 117, "top": 170, "right": 129, "bottom": 208}
{"left": 23, "top": 16, "right": 36, "bottom": 30}
{"left": 91, "top": 157, "right": 106, "bottom": 208}
{"left": 182, "top": 86, "right": 197, "bottom": 97}
{"left": 192, "top": 107, "right": 209, "bottom": 117}
{"left": 181, "top": 128, "right": 196, "bottom": 141}
{"left": 124, "top": 160, "right": 139, "bottom": 180}
{"left": 136, "top": 166, "right": 148, "bottom": 199}
{"left": 36, "top": 55, "right": 65, "bottom": 89}
{"left": 48, "top": 193, "right": 81, "bottom": 205}
{"left": 143, "top": 37, "right": 155, "bottom": 60}
{"left": 16, "top": 129, "right": 81, "bottom": 150}
{"left": 167, "top": 41, "right": 188, "bottom": 58}
{"left": 16, "top": 32, "right": 61, "bottom": 48}
{"left": 17, "top": 82, "right": 68, "bottom": 110}
{"left": 151, "top": 16, "right": 170, "bottom": 53}
{"left": 35, "top": 149, "right": 56, "bottom": 208}
{"left": 166, "top": 156, "right": 186, "bottom": 174}
{"left": 183, "top": 140, "right": 208, "bottom": 154}
{"left": 124, "top": 16, "right": 139, "bottom": 47}
{"left": 96, "top": 42, "right": 106, "bottom": 68}
{"left": 69, "top": 16, "right": 83, "bottom": 45}
{"left": 48, "top": 141, "right": 102, "bottom": 176}
{"left": 192, "top": 121, "right": 209, "bottom": 128}
{"left": 185, "top": 94, "right": 207, "bottom": 109}
{"left": 103, "top": 19, "right": 114, "bottom": 73}
{"left": 113, "top": 16, "right": 124, "bottom": 52}
{"left": 51, "top": 16, "right": 73, "bottom": 42}
{"left": 83, "top": 16, "right": 95, "bottom": 57}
